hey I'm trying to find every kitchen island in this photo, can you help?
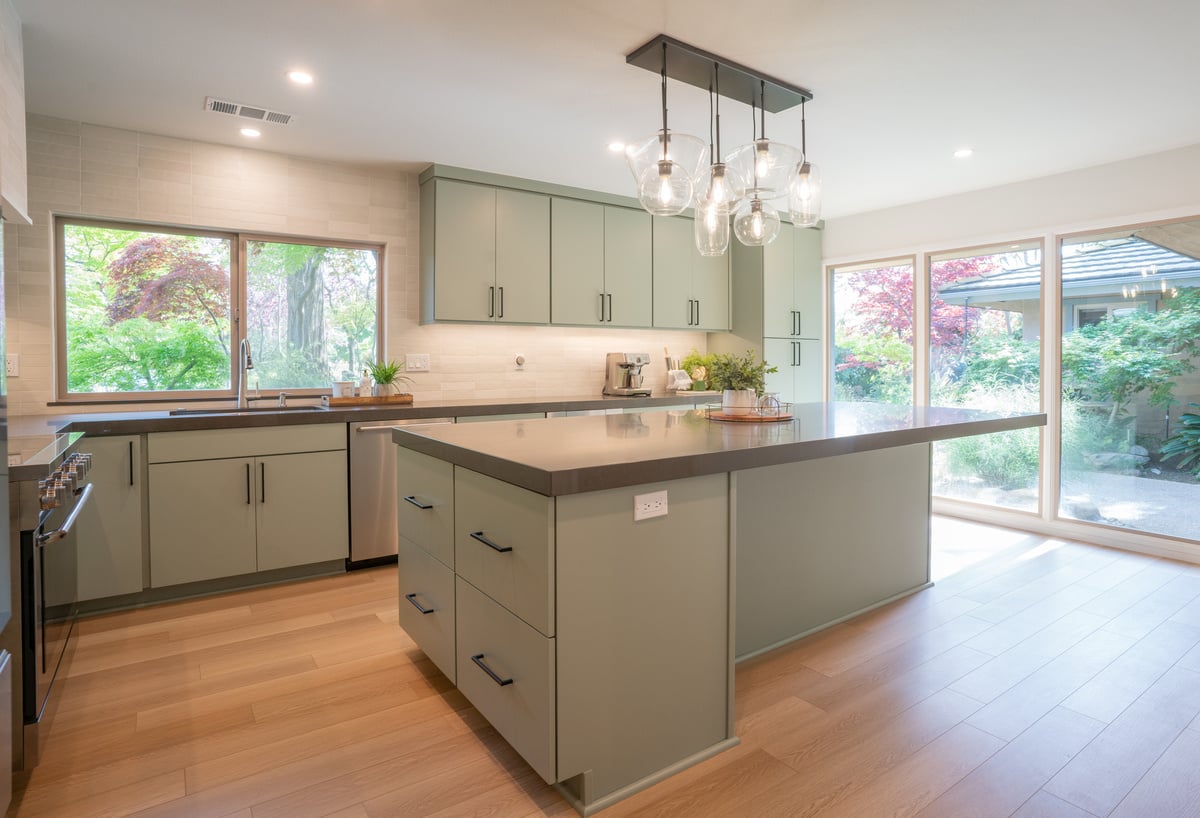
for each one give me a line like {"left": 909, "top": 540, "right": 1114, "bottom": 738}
{"left": 391, "top": 402, "right": 1045, "bottom": 815}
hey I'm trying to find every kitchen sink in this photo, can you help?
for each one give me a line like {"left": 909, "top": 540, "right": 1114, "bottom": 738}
{"left": 168, "top": 405, "right": 328, "bottom": 415}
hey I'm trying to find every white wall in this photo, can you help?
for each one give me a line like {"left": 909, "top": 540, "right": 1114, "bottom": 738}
{"left": 7, "top": 115, "right": 705, "bottom": 415}
{"left": 824, "top": 142, "right": 1200, "bottom": 263}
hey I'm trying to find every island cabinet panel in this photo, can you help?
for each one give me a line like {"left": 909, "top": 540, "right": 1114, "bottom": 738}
{"left": 397, "top": 536, "right": 457, "bottom": 683}
{"left": 395, "top": 446, "right": 455, "bottom": 569}
{"left": 734, "top": 443, "right": 932, "bottom": 659}
{"left": 149, "top": 458, "right": 258, "bottom": 587}
{"left": 454, "top": 467, "right": 555, "bottom": 637}
{"left": 76, "top": 435, "right": 145, "bottom": 602}
{"left": 555, "top": 472, "right": 730, "bottom": 801}
{"left": 456, "top": 576, "right": 557, "bottom": 784}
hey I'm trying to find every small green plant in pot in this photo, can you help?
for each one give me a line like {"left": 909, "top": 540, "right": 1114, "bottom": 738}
{"left": 708, "top": 349, "right": 777, "bottom": 414}
{"left": 679, "top": 349, "right": 716, "bottom": 390}
{"left": 365, "top": 359, "right": 413, "bottom": 396}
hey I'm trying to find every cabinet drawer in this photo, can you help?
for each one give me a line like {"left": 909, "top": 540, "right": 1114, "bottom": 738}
{"left": 396, "top": 447, "right": 454, "bottom": 568}
{"left": 456, "top": 577, "right": 556, "bottom": 784}
{"left": 149, "top": 424, "right": 345, "bottom": 463}
{"left": 454, "top": 467, "right": 554, "bottom": 636}
{"left": 397, "top": 536, "right": 456, "bottom": 684}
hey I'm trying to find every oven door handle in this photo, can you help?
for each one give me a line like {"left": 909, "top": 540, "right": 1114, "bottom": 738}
{"left": 36, "top": 483, "right": 94, "bottom": 547}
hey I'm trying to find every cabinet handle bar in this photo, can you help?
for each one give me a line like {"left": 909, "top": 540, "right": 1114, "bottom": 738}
{"left": 404, "top": 593, "right": 435, "bottom": 614}
{"left": 488, "top": 286, "right": 495, "bottom": 318}
{"left": 471, "top": 653, "right": 514, "bottom": 686}
{"left": 245, "top": 463, "right": 251, "bottom": 504}
{"left": 469, "top": 530, "right": 512, "bottom": 553}
{"left": 403, "top": 495, "right": 433, "bottom": 510}
{"left": 128, "top": 440, "right": 134, "bottom": 486}
{"left": 260, "top": 462, "right": 266, "bottom": 503}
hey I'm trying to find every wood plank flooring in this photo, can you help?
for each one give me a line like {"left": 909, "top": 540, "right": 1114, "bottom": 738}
{"left": 10, "top": 518, "right": 1200, "bottom": 817}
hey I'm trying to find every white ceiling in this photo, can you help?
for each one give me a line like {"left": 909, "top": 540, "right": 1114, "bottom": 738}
{"left": 13, "top": 0, "right": 1200, "bottom": 218}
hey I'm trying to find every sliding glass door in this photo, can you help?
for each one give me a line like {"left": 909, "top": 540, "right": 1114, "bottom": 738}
{"left": 830, "top": 259, "right": 915, "bottom": 404}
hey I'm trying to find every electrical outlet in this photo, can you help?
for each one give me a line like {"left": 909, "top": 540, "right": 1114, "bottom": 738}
{"left": 515, "top": 353, "right": 526, "bottom": 370}
{"left": 405, "top": 353, "right": 430, "bottom": 372}
{"left": 633, "top": 489, "right": 668, "bottom": 521}
{"left": 5, "top": 354, "right": 17, "bottom": 377}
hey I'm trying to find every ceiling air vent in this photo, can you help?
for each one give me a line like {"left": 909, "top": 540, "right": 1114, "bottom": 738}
{"left": 204, "top": 97, "right": 294, "bottom": 126}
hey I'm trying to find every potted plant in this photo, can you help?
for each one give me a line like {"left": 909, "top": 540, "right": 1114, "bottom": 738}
{"left": 365, "top": 359, "right": 413, "bottom": 396}
{"left": 708, "top": 349, "right": 777, "bottom": 414}
{"left": 679, "top": 349, "right": 717, "bottom": 391}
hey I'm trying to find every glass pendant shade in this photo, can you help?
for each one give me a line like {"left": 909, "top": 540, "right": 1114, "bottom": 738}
{"left": 637, "top": 159, "right": 693, "bottom": 216}
{"left": 725, "top": 139, "right": 802, "bottom": 202}
{"left": 625, "top": 131, "right": 708, "bottom": 187}
{"left": 694, "top": 199, "right": 731, "bottom": 256}
{"left": 733, "top": 197, "right": 781, "bottom": 246}
{"left": 694, "top": 162, "right": 744, "bottom": 210}
{"left": 788, "top": 161, "right": 822, "bottom": 227}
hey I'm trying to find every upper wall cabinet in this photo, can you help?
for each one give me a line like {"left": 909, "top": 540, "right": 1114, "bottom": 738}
{"left": 420, "top": 178, "right": 550, "bottom": 324}
{"left": 652, "top": 216, "right": 730, "bottom": 331}
{"left": 0, "top": 0, "right": 28, "bottom": 223}
{"left": 551, "top": 199, "right": 652, "bottom": 328}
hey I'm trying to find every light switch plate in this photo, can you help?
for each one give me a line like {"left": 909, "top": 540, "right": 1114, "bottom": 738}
{"left": 5, "top": 354, "right": 17, "bottom": 377}
{"left": 634, "top": 489, "right": 668, "bottom": 521}
{"left": 406, "top": 353, "right": 430, "bottom": 372}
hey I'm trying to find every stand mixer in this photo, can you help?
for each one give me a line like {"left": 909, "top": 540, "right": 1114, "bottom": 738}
{"left": 602, "top": 352, "right": 652, "bottom": 396}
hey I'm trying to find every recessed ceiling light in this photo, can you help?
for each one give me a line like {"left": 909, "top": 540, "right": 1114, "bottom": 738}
{"left": 608, "top": 141, "right": 626, "bottom": 153}
{"left": 287, "top": 70, "right": 314, "bottom": 85}
{"left": 953, "top": 147, "right": 974, "bottom": 159}
{"left": 240, "top": 127, "right": 261, "bottom": 138}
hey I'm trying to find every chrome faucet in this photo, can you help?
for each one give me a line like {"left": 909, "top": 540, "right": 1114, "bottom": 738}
{"left": 237, "top": 339, "right": 255, "bottom": 408}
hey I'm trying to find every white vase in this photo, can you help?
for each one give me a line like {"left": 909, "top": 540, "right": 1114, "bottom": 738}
{"left": 722, "top": 388, "right": 756, "bottom": 415}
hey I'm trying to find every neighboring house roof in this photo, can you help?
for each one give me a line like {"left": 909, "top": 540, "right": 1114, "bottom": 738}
{"left": 937, "top": 238, "right": 1200, "bottom": 305}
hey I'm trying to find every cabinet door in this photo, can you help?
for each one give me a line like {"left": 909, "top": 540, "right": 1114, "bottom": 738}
{"left": 794, "top": 338, "right": 823, "bottom": 402}
{"left": 693, "top": 242, "right": 731, "bottom": 331}
{"left": 149, "top": 458, "right": 256, "bottom": 587}
{"left": 762, "top": 337, "right": 797, "bottom": 404}
{"left": 793, "top": 225, "right": 823, "bottom": 339}
{"left": 603, "top": 206, "right": 653, "bottom": 328}
{"left": 434, "top": 180, "right": 497, "bottom": 322}
{"left": 652, "top": 216, "right": 694, "bottom": 329}
{"left": 762, "top": 226, "right": 795, "bottom": 337}
{"left": 495, "top": 189, "right": 549, "bottom": 324}
{"left": 77, "top": 435, "right": 144, "bottom": 601}
{"left": 550, "top": 198, "right": 605, "bottom": 326}
{"left": 256, "top": 450, "right": 349, "bottom": 571}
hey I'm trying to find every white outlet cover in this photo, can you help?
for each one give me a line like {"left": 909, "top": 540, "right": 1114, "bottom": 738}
{"left": 405, "top": 353, "right": 430, "bottom": 372}
{"left": 633, "top": 489, "right": 668, "bottom": 521}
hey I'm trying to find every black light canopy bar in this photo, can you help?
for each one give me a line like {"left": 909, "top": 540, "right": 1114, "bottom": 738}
{"left": 626, "top": 34, "right": 813, "bottom": 113}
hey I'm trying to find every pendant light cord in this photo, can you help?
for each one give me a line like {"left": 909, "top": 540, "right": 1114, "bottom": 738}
{"left": 760, "top": 80, "right": 767, "bottom": 139}
{"left": 714, "top": 62, "right": 722, "bottom": 158}
{"left": 801, "top": 100, "right": 807, "bottom": 155}
{"left": 708, "top": 81, "right": 715, "bottom": 164}
{"left": 660, "top": 42, "right": 669, "bottom": 162}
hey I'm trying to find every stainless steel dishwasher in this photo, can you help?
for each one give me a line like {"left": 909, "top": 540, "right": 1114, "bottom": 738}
{"left": 349, "top": 417, "right": 453, "bottom": 567}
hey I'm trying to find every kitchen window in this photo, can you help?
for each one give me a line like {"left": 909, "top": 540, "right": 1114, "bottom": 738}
{"left": 56, "top": 217, "right": 382, "bottom": 401}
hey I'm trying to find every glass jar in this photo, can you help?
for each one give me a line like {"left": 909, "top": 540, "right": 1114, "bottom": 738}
{"left": 758, "top": 392, "right": 781, "bottom": 417}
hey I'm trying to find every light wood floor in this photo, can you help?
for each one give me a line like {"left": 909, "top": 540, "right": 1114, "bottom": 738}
{"left": 10, "top": 519, "right": 1200, "bottom": 817}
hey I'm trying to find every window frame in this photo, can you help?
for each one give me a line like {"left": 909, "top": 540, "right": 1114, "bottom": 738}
{"left": 54, "top": 216, "right": 385, "bottom": 405}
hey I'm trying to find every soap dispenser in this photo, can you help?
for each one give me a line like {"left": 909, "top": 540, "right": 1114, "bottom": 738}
{"left": 359, "top": 369, "right": 371, "bottom": 397}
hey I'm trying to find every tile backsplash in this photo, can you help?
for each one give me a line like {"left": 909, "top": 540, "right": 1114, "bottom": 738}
{"left": 8, "top": 114, "right": 705, "bottom": 415}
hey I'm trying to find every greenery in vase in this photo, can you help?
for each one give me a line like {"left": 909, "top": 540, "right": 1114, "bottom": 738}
{"left": 365, "top": 359, "right": 413, "bottom": 393}
{"left": 679, "top": 349, "right": 716, "bottom": 390}
{"left": 707, "top": 349, "right": 778, "bottom": 393}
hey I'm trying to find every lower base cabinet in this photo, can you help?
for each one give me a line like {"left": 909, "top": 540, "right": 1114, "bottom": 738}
{"left": 396, "top": 460, "right": 731, "bottom": 811}
{"left": 76, "top": 435, "right": 145, "bottom": 601}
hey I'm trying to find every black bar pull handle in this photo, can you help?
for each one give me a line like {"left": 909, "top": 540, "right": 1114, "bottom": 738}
{"left": 606, "top": 293, "right": 613, "bottom": 322}
{"left": 470, "top": 531, "right": 512, "bottom": 553}
{"left": 498, "top": 286, "right": 504, "bottom": 318}
{"left": 599, "top": 292, "right": 606, "bottom": 322}
{"left": 128, "top": 440, "right": 135, "bottom": 486}
{"left": 245, "top": 463, "right": 251, "bottom": 504}
{"left": 260, "top": 462, "right": 266, "bottom": 503}
{"left": 405, "top": 593, "right": 435, "bottom": 615}
{"left": 403, "top": 495, "right": 433, "bottom": 510}
{"left": 695, "top": 299, "right": 700, "bottom": 326}
{"left": 488, "top": 286, "right": 495, "bottom": 318}
{"left": 471, "top": 653, "right": 513, "bottom": 686}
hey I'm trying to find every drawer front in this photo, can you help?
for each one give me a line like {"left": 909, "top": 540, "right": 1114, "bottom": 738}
{"left": 456, "top": 577, "right": 556, "bottom": 784}
{"left": 454, "top": 467, "right": 555, "bottom": 636}
{"left": 149, "top": 424, "right": 345, "bottom": 463}
{"left": 396, "top": 447, "right": 455, "bottom": 568}
{"left": 397, "top": 536, "right": 456, "bottom": 684}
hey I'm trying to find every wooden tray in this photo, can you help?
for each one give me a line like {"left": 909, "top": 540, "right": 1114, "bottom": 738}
{"left": 707, "top": 411, "right": 793, "bottom": 422}
{"left": 327, "top": 393, "right": 414, "bottom": 406}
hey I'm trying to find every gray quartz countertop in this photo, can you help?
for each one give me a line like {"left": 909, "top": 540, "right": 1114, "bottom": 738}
{"left": 9, "top": 393, "right": 710, "bottom": 439}
{"left": 392, "top": 402, "right": 1047, "bottom": 496}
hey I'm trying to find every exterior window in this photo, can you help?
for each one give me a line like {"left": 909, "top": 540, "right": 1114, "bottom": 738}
{"left": 57, "top": 218, "right": 381, "bottom": 401}
{"left": 830, "top": 259, "right": 915, "bottom": 403}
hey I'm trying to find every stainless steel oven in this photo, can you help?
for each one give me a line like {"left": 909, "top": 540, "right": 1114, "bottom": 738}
{"left": 6, "top": 441, "right": 92, "bottom": 770}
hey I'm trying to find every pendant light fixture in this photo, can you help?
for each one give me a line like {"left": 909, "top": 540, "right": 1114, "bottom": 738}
{"left": 732, "top": 94, "right": 781, "bottom": 247}
{"left": 627, "top": 42, "right": 705, "bottom": 217}
{"left": 788, "top": 100, "right": 822, "bottom": 227}
{"left": 694, "top": 62, "right": 741, "bottom": 256}
{"left": 725, "top": 81, "right": 802, "bottom": 203}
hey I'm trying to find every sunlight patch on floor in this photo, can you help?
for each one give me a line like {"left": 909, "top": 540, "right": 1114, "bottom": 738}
{"left": 931, "top": 515, "right": 1042, "bottom": 580}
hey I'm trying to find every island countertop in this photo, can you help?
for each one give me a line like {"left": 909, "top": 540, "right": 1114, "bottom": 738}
{"left": 392, "top": 402, "right": 1047, "bottom": 496}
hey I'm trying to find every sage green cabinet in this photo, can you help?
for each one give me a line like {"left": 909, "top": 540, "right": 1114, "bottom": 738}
{"left": 550, "top": 199, "right": 652, "bottom": 327}
{"left": 763, "top": 337, "right": 823, "bottom": 404}
{"left": 652, "top": 216, "right": 730, "bottom": 330}
{"left": 148, "top": 426, "right": 347, "bottom": 588}
{"left": 759, "top": 225, "right": 822, "bottom": 339}
{"left": 420, "top": 178, "right": 550, "bottom": 324}
{"left": 76, "top": 435, "right": 145, "bottom": 602}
